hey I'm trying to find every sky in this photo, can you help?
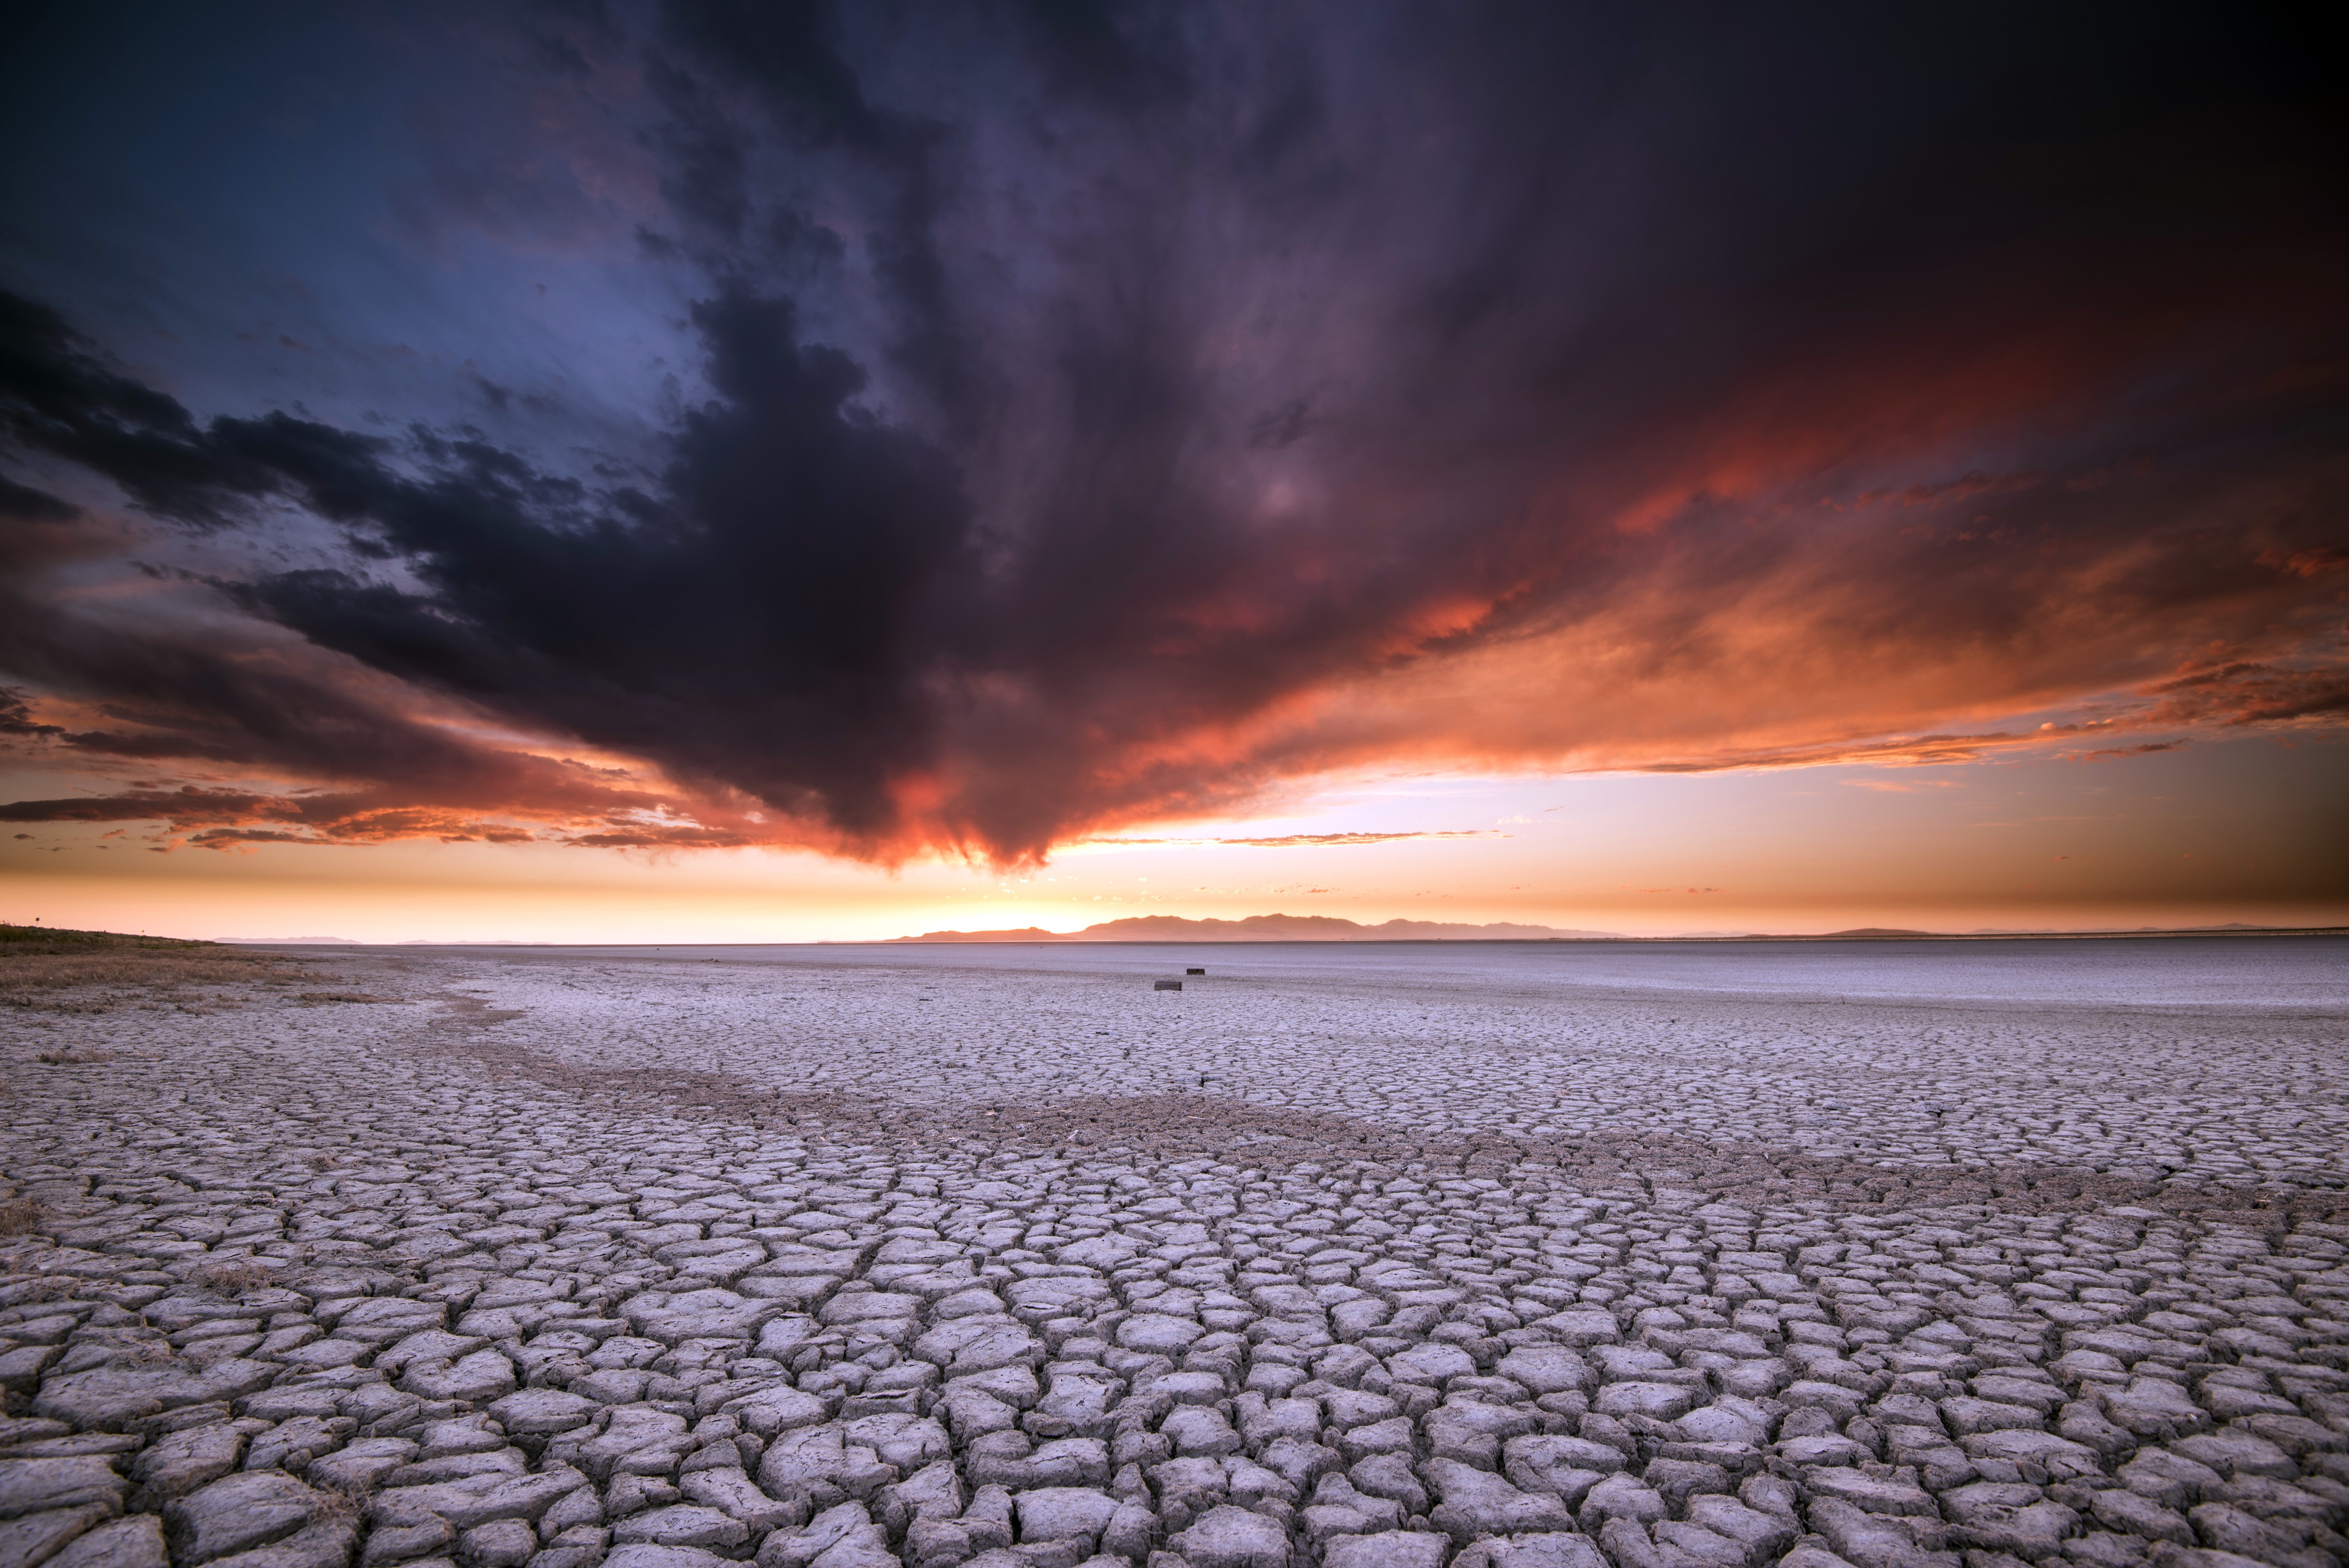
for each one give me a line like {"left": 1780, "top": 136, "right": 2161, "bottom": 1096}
{"left": 1, "top": 1, "right": 2344, "bottom": 942}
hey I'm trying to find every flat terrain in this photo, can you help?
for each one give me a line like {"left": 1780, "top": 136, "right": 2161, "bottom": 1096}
{"left": 2, "top": 938, "right": 2345, "bottom": 1568}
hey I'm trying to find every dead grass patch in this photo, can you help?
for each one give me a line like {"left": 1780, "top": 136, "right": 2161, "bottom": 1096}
{"left": 0, "top": 923, "right": 324, "bottom": 1013}
{"left": 184, "top": 1258, "right": 278, "bottom": 1294}
{"left": 0, "top": 923, "right": 210, "bottom": 955}
{"left": 0, "top": 1197, "right": 48, "bottom": 1236}
{"left": 308, "top": 1481, "right": 370, "bottom": 1527}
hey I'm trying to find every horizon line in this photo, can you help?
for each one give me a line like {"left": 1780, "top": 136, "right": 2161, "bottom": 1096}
{"left": 189, "top": 923, "right": 2349, "bottom": 948}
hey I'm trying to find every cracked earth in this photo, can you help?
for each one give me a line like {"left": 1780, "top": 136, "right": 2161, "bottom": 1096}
{"left": 2, "top": 939, "right": 2345, "bottom": 1568}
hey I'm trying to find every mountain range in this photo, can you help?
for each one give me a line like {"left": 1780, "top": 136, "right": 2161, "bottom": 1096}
{"left": 890, "top": 913, "right": 1622, "bottom": 943}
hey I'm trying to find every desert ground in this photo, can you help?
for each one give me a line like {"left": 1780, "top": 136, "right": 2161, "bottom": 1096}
{"left": 2, "top": 937, "right": 2345, "bottom": 1568}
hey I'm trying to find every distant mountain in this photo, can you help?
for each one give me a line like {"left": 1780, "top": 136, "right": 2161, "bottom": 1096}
{"left": 1972, "top": 923, "right": 2285, "bottom": 936}
{"left": 1820, "top": 927, "right": 1937, "bottom": 937}
{"left": 892, "top": 927, "right": 1065, "bottom": 943}
{"left": 217, "top": 936, "right": 361, "bottom": 944}
{"left": 891, "top": 913, "right": 1622, "bottom": 942}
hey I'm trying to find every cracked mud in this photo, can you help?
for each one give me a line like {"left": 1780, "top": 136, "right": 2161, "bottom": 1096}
{"left": 3, "top": 941, "right": 2345, "bottom": 1568}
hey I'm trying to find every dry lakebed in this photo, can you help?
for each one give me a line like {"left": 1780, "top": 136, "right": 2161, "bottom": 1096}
{"left": 2, "top": 936, "right": 2345, "bottom": 1568}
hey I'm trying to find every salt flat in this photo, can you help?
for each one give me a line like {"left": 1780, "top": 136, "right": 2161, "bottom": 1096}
{"left": 2, "top": 938, "right": 2344, "bottom": 1568}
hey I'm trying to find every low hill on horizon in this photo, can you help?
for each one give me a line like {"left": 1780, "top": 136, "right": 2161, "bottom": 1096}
{"left": 1, "top": 921, "right": 214, "bottom": 954}
{"left": 0, "top": 921, "right": 320, "bottom": 1013}
{"left": 891, "top": 913, "right": 1623, "bottom": 943}
{"left": 886, "top": 918, "right": 2341, "bottom": 944}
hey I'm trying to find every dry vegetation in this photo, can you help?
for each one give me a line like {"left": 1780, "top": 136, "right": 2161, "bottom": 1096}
{"left": 0, "top": 922, "right": 341, "bottom": 1013}
{"left": 184, "top": 1256, "right": 279, "bottom": 1294}
{"left": 307, "top": 1478, "right": 372, "bottom": 1528}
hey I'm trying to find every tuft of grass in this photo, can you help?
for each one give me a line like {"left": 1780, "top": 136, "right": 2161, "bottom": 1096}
{"left": 308, "top": 1481, "right": 371, "bottom": 1528}
{"left": 0, "top": 1196, "right": 48, "bottom": 1236}
{"left": 185, "top": 1257, "right": 277, "bottom": 1294}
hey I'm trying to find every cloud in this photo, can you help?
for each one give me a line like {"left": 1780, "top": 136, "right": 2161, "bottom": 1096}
{"left": 0, "top": 473, "right": 77, "bottom": 521}
{"left": 1, "top": 2, "right": 2344, "bottom": 863}
{"left": 2139, "top": 660, "right": 2349, "bottom": 727}
{"left": 0, "top": 687, "right": 62, "bottom": 737}
{"left": 1080, "top": 830, "right": 1504, "bottom": 849}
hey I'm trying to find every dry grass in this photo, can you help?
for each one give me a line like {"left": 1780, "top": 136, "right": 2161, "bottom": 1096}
{"left": 184, "top": 1258, "right": 278, "bottom": 1294}
{"left": 0, "top": 923, "right": 324, "bottom": 1013}
{"left": 308, "top": 1481, "right": 371, "bottom": 1528}
{"left": 0, "top": 1197, "right": 48, "bottom": 1236}
{"left": 2, "top": 922, "right": 216, "bottom": 956}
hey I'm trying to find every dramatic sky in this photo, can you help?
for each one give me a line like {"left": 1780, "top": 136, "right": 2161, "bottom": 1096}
{"left": 2, "top": 1, "right": 2344, "bottom": 939}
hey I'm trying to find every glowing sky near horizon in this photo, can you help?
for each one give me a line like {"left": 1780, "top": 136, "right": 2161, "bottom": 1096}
{"left": 7, "top": 741, "right": 2339, "bottom": 943}
{"left": 1, "top": 2, "right": 2344, "bottom": 941}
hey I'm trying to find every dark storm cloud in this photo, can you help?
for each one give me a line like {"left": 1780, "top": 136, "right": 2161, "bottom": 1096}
{"left": 240, "top": 288, "right": 975, "bottom": 838}
{"left": 0, "top": 283, "right": 972, "bottom": 845}
{"left": 0, "top": 688, "right": 62, "bottom": 737}
{"left": 0, "top": 503, "right": 684, "bottom": 846}
{"left": 1, "top": 1, "right": 2344, "bottom": 859}
{"left": 0, "top": 473, "right": 77, "bottom": 521}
